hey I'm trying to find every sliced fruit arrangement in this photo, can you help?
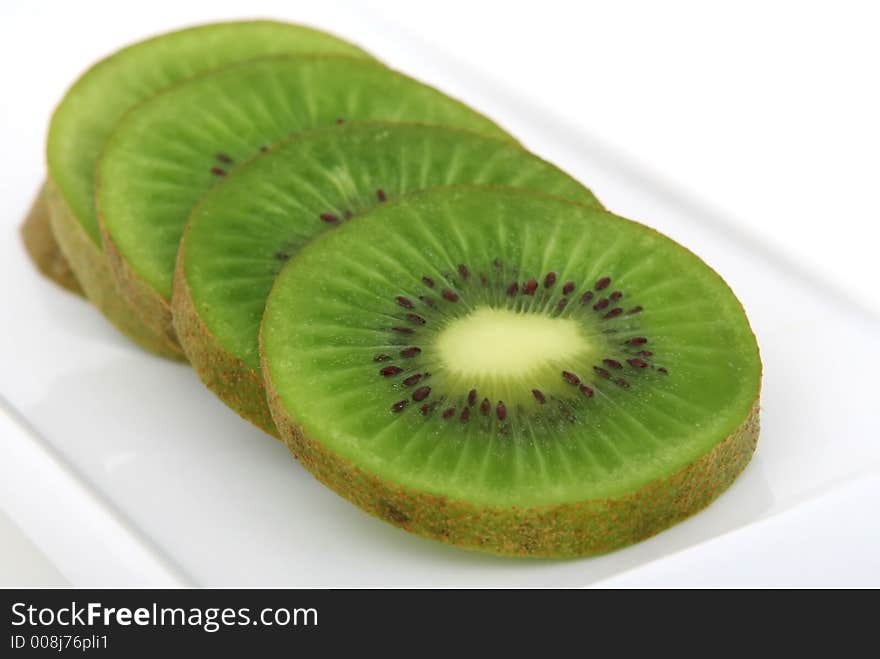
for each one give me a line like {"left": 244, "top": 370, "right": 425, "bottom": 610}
{"left": 261, "top": 186, "right": 762, "bottom": 557}
{"left": 173, "top": 122, "right": 600, "bottom": 434}
{"left": 24, "top": 22, "right": 761, "bottom": 557}
{"left": 38, "top": 21, "right": 373, "bottom": 357}
{"left": 97, "top": 56, "right": 511, "bottom": 357}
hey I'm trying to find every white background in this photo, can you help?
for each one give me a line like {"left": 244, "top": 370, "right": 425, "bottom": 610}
{"left": 1, "top": 0, "right": 878, "bottom": 586}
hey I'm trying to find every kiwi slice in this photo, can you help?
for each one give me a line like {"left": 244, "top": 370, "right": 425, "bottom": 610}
{"left": 174, "top": 122, "right": 600, "bottom": 434}
{"left": 97, "top": 57, "right": 512, "bottom": 359}
{"left": 20, "top": 183, "right": 82, "bottom": 295}
{"left": 46, "top": 21, "right": 372, "bottom": 358}
{"left": 261, "top": 186, "right": 762, "bottom": 557}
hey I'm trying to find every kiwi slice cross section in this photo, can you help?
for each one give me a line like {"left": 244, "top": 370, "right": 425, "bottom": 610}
{"left": 45, "top": 21, "right": 372, "bottom": 357}
{"left": 174, "top": 122, "right": 601, "bottom": 434}
{"left": 97, "top": 56, "right": 512, "bottom": 356}
{"left": 261, "top": 186, "right": 762, "bottom": 558}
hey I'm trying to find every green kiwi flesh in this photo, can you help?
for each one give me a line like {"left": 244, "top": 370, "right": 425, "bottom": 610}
{"left": 174, "top": 122, "right": 601, "bottom": 435}
{"left": 261, "top": 186, "right": 762, "bottom": 557}
{"left": 20, "top": 182, "right": 82, "bottom": 295}
{"left": 97, "top": 56, "right": 512, "bottom": 355}
{"left": 46, "top": 21, "right": 372, "bottom": 357}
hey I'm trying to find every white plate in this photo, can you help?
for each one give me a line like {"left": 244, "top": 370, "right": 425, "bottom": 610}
{"left": 1, "top": 2, "right": 879, "bottom": 587}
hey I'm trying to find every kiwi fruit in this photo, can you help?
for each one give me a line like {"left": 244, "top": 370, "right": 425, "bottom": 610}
{"left": 261, "top": 186, "right": 762, "bottom": 558}
{"left": 20, "top": 183, "right": 82, "bottom": 295}
{"left": 173, "top": 122, "right": 601, "bottom": 435}
{"left": 45, "top": 21, "right": 372, "bottom": 358}
{"left": 96, "top": 57, "right": 512, "bottom": 359}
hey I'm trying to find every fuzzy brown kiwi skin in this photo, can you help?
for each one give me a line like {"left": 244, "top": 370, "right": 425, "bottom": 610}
{"left": 99, "top": 215, "right": 184, "bottom": 357}
{"left": 263, "top": 354, "right": 761, "bottom": 557}
{"left": 47, "top": 180, "right": 186, "bottom": 360}
{"left": 20, "top": 181, "right": 83, "bottom": 295}
{"left": 171, "top": 248, "right": 279, "bottom": 437}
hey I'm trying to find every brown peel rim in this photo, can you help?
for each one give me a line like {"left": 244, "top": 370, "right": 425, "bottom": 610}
{"left": 20, "top": 179, "right": 83, "bottom": 295}
{"left": 171, "top": 247, "right": 279, "bottom": 436}
{"left": 264, "top": 358, "right": 760, "bottom": 558}
{"left": 47, "top": 178, "right": 185, "bottom": 360}
{"left": 99, "top": 217, "right": 183, "bottom": 357}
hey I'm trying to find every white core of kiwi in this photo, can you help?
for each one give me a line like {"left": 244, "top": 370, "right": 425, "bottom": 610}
{"left": 434, "top": 307, "right": 594, "bottom": 381}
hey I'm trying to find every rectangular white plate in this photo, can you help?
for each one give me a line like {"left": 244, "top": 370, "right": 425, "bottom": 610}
{"left": 2, "top": 3, "right": 879, "bottom": 587}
